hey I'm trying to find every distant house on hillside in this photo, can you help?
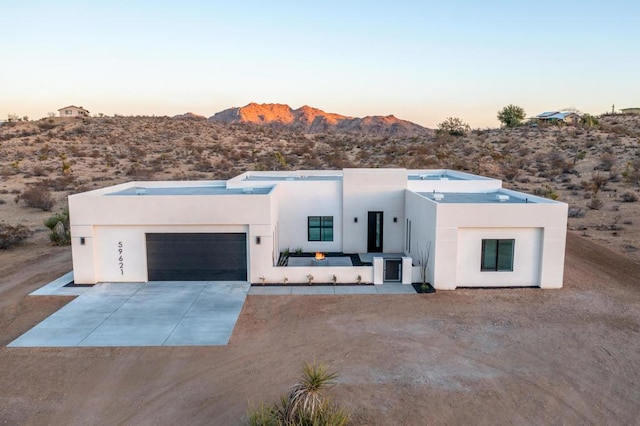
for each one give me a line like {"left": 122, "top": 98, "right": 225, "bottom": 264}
{"left": 620, "top": 108, "right": 640, "bottom": 115}
{"left": 535, "top": 111, "right": 581, "bottom": 125}
{"left": 58, "top": 105, "right": 90, "bottom": 118}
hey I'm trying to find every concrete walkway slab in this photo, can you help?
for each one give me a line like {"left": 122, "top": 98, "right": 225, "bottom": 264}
{"left": 334, "top": 286, "right": 378, "bottom": 295}
{"left": 291, "top": 286, "right": 335, "bottom": 295}
{"left": 9, "top": 281, "right": 250, "bottom": 347}
{"left": 29, "top": 271, "right": 95, "bottom": 296}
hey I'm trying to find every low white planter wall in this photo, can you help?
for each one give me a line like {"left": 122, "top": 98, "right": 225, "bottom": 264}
{"left": 258, "top": 266, "right": 373, "bottom": 285}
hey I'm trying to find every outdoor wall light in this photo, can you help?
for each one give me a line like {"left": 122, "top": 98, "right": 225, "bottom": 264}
{"left": 354, "top": 217, "right": 358, "bottom": 223}
{"left": 393, "top": 217, "right": 398, "bottom": 223}
{"left": 256, "top": 236, "right": 261, "bottom": 245}
{"left": 80, "top": 237, "right": 86, "bottom": 245}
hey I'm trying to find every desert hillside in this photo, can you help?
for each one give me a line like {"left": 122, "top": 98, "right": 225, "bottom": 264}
{"left": 0, "top": 113, "right": 639, "bottom": 261}
{"left": 209, "top": 103, "right": 433, "bottom": 137}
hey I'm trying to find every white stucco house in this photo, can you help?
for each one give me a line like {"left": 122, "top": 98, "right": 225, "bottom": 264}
{"left": 58, "top": 105, "right": 90, "bottom": 117}
{"left": 68, "top": 168, "right": 568, "bottom": 290}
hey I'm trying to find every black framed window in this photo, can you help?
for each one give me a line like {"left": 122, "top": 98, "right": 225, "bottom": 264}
{"left": 308, "top": 216, "right": 333, "bottom": 241}
{"left": 481, "top": 239, "right": 514, "bottom": 271}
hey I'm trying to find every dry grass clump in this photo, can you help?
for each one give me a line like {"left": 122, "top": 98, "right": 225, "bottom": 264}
{"left": 0, "top": 224, "right": 32, "bottom": 249}
{"left": 15, "top": 184, "right": 55, "bottom": 211}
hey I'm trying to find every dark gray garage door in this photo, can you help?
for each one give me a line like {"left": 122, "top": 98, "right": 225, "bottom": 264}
{"left": 146, "top": 233, "right": 247, "bottom": 281}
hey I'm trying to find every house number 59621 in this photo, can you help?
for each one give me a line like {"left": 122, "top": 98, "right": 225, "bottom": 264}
{"left": 117, "top": 241, "right": 124, "bottom": 275}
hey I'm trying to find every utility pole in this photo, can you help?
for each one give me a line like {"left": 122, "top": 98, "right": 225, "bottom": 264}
{"left": 612, "top": 104, "right": 615, "bottom": 114}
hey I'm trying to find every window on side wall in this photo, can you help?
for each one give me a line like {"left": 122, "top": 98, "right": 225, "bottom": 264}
{"left": 481, "top": 239, "right": 514, "bottom": 271}
{"left": 308, "top": 216, "right": 333, "bottom": 241}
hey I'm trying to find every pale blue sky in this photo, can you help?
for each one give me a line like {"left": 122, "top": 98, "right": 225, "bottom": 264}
{"left": 2, "top": 0, "right": 638, "bottom": 127}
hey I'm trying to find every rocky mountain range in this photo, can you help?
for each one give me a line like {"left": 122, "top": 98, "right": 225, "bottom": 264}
{"left": 207, "top": 103, "right": 432, "bottom": 137}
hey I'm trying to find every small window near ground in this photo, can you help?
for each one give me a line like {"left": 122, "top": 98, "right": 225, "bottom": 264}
{"left": 481, "top": 239, "right": 514, "bottom": 271}
{"left": 308, "top": 216, "right": 333, "bottom": 241}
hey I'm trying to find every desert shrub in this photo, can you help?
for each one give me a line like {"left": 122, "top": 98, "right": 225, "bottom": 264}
{"left": 600, "top": 153, "right": 616, "bottom": 171}
{"left": 437, "top": 117, "right": 470, "bottom": 136}
{"left": 587, "top": 197, "right": 604, "bottom": 210}
{"left": 580, "top": 114, "right": 599, "bottom": 128}
{"left": 16, "top": 184, "right": 55, "bottom": 211}
{"left": 125, "top": 163, "right": 154, "bottom": 179}
{"left": 244, "top": 362, "right": 349, "bottom": 426}
{"left": 497, "top": 104, "right": 526, "bottom": 127}
{"left": 589, "top": 173, "right": 608, "bottom": 194}
{"left": 44, "top": 208, "right": 71, "bottom": 246}
{"left": 31, "top": 165, "right": 47, "bottom": 177}
{"left": 42, "top": 175, "right": 76, "bottom": 191}
{"left": 533, "top": 185, "right": 559, "bottom": 200}
{"left": 37, "top": 119, "right": 57, "bottom": 131}
{"left": 0, "top": 224, "right": 32, "bottom": 249}
{"left": 568, "top": 206, "right": 586, "bottom": 218}
{"left": 620, "top": 191, "right": 638, "bottom": 202}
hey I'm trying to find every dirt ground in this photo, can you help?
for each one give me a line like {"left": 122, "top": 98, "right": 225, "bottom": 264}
{"left": 0, "top": 232, "right": 639, "bottom": 425}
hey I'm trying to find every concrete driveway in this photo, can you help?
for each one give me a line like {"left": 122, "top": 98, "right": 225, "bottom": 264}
{"left": 9, "top": 281, "right": 250, "bottom": 347}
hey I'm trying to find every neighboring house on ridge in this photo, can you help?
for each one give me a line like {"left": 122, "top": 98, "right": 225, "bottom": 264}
{"left": 535, "top": 111, "right": 581, "bottom": 125}
{"left": 58, "top": 105, "right": 90, "bottom": 117}
{"left": 620, "top": 108, "right": 640, "bottom": 115}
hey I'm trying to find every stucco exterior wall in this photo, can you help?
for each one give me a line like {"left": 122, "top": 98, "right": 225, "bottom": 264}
{"left": 274, "top": 180, "right": 343, "bottom": 253}
{"left": 404, "top": 190, "right": 437, "bottom": 285}
{"left": 94, "top": 224, "right": 250, "bottom": 282}
{"left": 69, "top": 185, "right": 274, "bottom": 284}
{"left": 456, "top": 227, "right": 542, "bottom": 287}
{"left": 432, "top": 200, "right": 567, "bottom": 289}
{"left": 342, "top": 169, "right": 407, "bottom": 253}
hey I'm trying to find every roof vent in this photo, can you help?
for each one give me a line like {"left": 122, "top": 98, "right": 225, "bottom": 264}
{"left": 496, "top": 194, "right": 510, "bottom": 202}
{"left": 419, "top": 174, "right": 428, "bottom": 180}
{"left": 242, "top": 187, "right": 254, "bottom": 193}
{"left": 433, "top": 193, "right": 445, "bottom": 201}
{"left": 135, "top": 188, "right": 146, "bottom": 196}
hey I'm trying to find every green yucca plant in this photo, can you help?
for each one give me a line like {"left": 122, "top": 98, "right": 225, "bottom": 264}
{"left": 282, "top": 362, "right": 339, "bottom": 423}
{"left": 244, "top": 362, "right": 349, "bottom": 426}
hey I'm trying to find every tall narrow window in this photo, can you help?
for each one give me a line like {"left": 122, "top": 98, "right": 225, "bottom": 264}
{"left": 308, "top": 216, "right": 333, "bottom": 241}
{"left": 481, "top": 239, "right": 514, "bottom": 271}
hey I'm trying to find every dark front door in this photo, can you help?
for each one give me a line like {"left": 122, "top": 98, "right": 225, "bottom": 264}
{"left": 146, "top": 233, "right": 247, "bottom": 281}
{"left": 367, "top": 211, "right": 383, "bottom": 253}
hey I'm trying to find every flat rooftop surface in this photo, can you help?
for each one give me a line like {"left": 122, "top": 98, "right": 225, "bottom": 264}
{"left": 243, "top": 175, "right": 342, "bottom": 181}
{"left": 108, "top": 186, "right": 272, "bottom": 196}
{"left": 419, "top": 192, "right": 532, "bottom": 204}
{"left": 10, "top": 281, "right": 250, "bottom": 347}
{"left": 408, "top": 174, "right": 464, "bottom": 181}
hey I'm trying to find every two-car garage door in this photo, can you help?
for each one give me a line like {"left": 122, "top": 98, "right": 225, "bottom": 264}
{"left": 146, "top": 233, "right": 247, "bottom": 281}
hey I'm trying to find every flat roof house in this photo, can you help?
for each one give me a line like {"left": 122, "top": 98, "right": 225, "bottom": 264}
{"left": 58, "top": 105, "right": 90, "bottom": 117}
{"left": 69, "top": 169, "right": 568, "bottom": 290}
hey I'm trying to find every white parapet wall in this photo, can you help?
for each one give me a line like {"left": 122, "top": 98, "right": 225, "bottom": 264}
{"left": 261, "top": 266, "right": 373, "bottom": 285}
